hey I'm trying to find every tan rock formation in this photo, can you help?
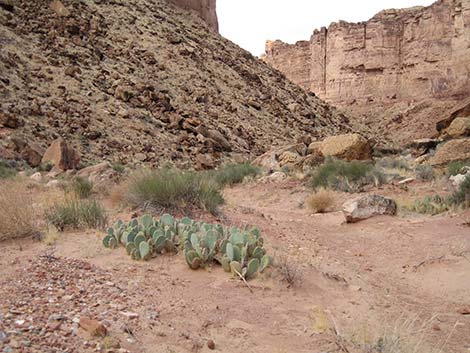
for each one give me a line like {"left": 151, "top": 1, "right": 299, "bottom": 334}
{"left": 264, "top": 0, "right": 470, "bottom": 144}
{"left": 430, "top": 138, "right": 470, "bottom": 166}
{"left": 42, "top": 138, "right": 80, "bottom": 171}
{"left": 319, "top": 134, "right": 371, "bottom": 161}
{"left": 167, "top": 0, "right": 218, "bottom": 32}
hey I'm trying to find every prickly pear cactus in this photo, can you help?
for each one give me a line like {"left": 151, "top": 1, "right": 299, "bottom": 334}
{"left": 101, "top": 214, "right": 270, "bottom": 278}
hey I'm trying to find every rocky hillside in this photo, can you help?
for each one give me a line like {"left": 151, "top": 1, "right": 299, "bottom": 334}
{"left": 0, "top": 0, "right": 350, "bottom": 169}
{"left": 264, "top": 0, "right": 470, "bottom": 145}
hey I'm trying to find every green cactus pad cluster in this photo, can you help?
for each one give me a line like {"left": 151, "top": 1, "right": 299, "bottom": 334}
{"left": 102, "top": 214, "right": 271, "bottom": 281}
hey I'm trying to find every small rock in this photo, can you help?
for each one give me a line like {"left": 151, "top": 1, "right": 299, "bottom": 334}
{"left": 0, "top": 330, "right": 8, "bottom": 343}
{"left": 398, "top": 177, "right": 415, "bottom": 185}
{"left": 120, "top": 311, "right": 139, "bottom": 319}
{"left": 49, "top": 0, "right": 70, "bottom": 16}
{"left": 79, "top": 317, "right": 107, "bottom": 337}
{"left": 29, "top": 172, "right": 43, "bottom": 182}
{"left": 207, "top": 339, "right": 215, "bottom": 350}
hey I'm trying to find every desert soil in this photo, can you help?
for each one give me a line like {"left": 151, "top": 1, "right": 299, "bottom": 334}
{"left": 0, "top": 180, "right": 469, "bottom": 353}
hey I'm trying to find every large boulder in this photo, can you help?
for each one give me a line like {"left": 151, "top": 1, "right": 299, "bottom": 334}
{"left": 42, "top": 138, "right": 80, "bottom": 171}
{"left": 319, "top": 134, "right": 371, "bottom": 161}
{"left": 444, "top": 117, "right": 470, "bottom": 139}
{"left": 252, "top": 151, "right": 278, "bottom": 171}
{"left": 342, "top": 195, "right": 397, "bottom": 223}
{"left": 430, "top": 138, "right": 470, "bottom": 166}
{"left": 77, "top": 162, "right": 117, "bottom": 185}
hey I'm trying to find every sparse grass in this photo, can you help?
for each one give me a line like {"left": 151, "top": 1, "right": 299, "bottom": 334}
{"left": 208, "top": 163, "right": 260, "bottom": 186}
{"left": 376, "top": 157, "right": 410, "bottom": 171}
{"left": 307, "top": 188, "right": 336, "bottom": 213}
{"left": 44, "top": 198, "right": 108, "bottom": 231}
{"left": 447, "top": 160, "right": 470, "bottom": 176}
{"left": 42, "top": 227, "right": 59, "bottom": 246}
{"left": 124, "top": 168, "right": 224, "bottom": 214}
{"left": 72, "top": 176, "right": 93, "bottom": 199}
{"left": 0, "top": 180, "right": 39, "bottom": 241}
{"left": 276, "top": 256, "right": 303, "bottom": 288}
{"left": 309, "top": 158, "right": 385, "bottom": 192}
{"left": 415, "top": 164, "right": 435, "bottom": 181}
{"left": 0, "top": 160, "right": 16, "bottom": 179}
{"left": 350, "top": 314, "right": 453, "bottom": 353}
{"left": 410, "top": 194, "right": 450, "bottom": 215}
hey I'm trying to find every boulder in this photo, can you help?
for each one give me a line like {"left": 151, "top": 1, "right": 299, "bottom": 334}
{"left": 342, "top": 195, "right": 397, "bottom": 223}
{"left": 77, "top": 162, "right": 115, "bottom": 185}
{"left": 252, "top": 151, "right": 278, "bottom": 171}
{"left": 444, "top": 117, "right": 470, "bottom": 138}
{"left": 278, "top": 151, "right": 302, "bottom": 169}
{"left": 49, "top": 0, "right": 70, "bottom": 17}
{"left": 0, "top": 113, "right": 24, "bottom": 129}
{"left": 320, "top": 134, "right": 371, "bottom": 161}
{"left": 449, "top": 167, "right": 470, "bottom": 188}
{"left": 430, "top": 138, "right": 470, "bottom": 166}
{"left": 21, "top": 143, "right": 44, "bottom": 167}
{"left": 42, "top": 138, "right": 80, "bottom": 171}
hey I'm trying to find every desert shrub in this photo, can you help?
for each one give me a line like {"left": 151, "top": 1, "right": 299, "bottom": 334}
{"left": 0, "top": 160, "right": 16, "bottom": 179}
{"left": 0, "top": 181, "right": 38, "bottom": 241}
{"left": 415, "top": 164, "right": 435, "bottom": 181}
{"left": 124, "top": 168, "right": 224, "bottom": 214}
{"left": 309, "top": 158, "right": 385, "bottom": 192}
{"left": 376, "top": 157, "right": 410, "bottom": 171}
{"left": 410, "top": 194, "right": 450, "bottom": 215}
{"left": 447, "top": 160, "right": 470, "bottom": 176}
{"left": 37, "top": 161, "right": 54, "bottom": 172}
{"left": 307, "top": 188, "right": 335, "bottom": 213}
{"left": 451, "top": 175, "right": 470, "bottom": 207}
{"left": 208, "top": 163, "right": 260, "bottom": 186}
{"left": 276, "top": 256, "right": 303, "bottom": 288}
{"left": 111, "top": 162, "right": 126, "bottom": 174}
{"left": 45, "top": 198, "right": 108, "bottom": 231}
{"left": 72, "top": 176, "right": 93, "bottom": 198}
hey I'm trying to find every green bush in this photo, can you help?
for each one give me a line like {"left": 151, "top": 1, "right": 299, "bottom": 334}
{"left": 309, "top": 158, "right": 385, "bottom": 192}
{"left": 376, "top": 157, "right": 410, "bottom": 171}
{"left": 72, "top": 177, "right": 93, "bottom": 199}
{"left": 451, "top": 175, "right": 470, "bottom": 207}
{"left": 208, "top": 163, "right": 259, "bottom": 186}
{"left": 38, "top": 161, "right": 54, "bottom": 172}
{"left": 0, "top": 160, "right": 16, "bottom": 179}
{"left": 415, "top": 165, "right": 435, "bottom": 181}
{"left": 410, "top": 194, "right": 450, "bottom": 215}
{"left": 45, "top": 198, "right": 108, "bottom": 231}
{"left": 111, "top": 162, "right": 126, "bottom": 174}
{"left": 447, "top": 160, "right": 470, "bottom": 176}
{"left": 125, "top": 169, "right": 224, "bottom": 214}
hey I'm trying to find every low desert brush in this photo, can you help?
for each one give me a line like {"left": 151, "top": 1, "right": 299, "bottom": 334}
{"left": 0, "top": 180, "right": 38, "bottom": 241}
{"left": 45, "top": 197, "right": 108, "bottom": 231}
{"left": 415, "top": 164, "right": 435, "bottom": 181}
{"left": 309, "top": 158, "right": 385, "bottom": 192}
{"left": 72, "top": 176, "right": 94, "bottom": 199}
{"left": 123, "top": 168, "right": 224, "bottom": 214}
{"left": 447, "top": 160, "right": 470, "bottom": 176}
{"left": 207, "top": 163, "right": 260, "bottom": 186}
{"left": 0, "top": 160, "right": 16, "bottom": 179}
{"left": 307, "top": 188, "right": 335, "bottom": 213}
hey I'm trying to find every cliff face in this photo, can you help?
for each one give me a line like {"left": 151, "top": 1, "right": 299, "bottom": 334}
{"left": 264, "top": 0, "right": 470, "bottom": 143}
{"left": 168, "top": 0, "right": 218, "bottom": 32}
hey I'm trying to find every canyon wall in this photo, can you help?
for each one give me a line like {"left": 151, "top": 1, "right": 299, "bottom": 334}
{"left": 264, "top": 0, "right": 470, "bottom": 143}
{"left": 168, "top": 0, "right": 218, "bottom": 32}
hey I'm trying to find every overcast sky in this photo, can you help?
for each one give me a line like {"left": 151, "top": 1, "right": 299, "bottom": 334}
{"left": 218, "top": 0, "right": 436, "bottom": 56}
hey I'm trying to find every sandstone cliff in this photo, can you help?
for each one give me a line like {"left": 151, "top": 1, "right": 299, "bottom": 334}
{"left": 264, "top": 0, "right": 470, "bottom": 144}
{"left": 0, "top": 0, "right": 350, "bottom": 169}
{"left": 167, "top": 0, "right": 218, "bottom": 32}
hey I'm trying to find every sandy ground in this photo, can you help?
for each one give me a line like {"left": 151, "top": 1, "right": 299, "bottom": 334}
{"left": 0, "top": 180, "right": 469, "bottom": 353}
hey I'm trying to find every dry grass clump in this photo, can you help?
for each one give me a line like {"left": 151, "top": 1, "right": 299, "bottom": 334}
{"left": 307, "top": 188, "right": 336, "bottom": 213}
{"left": 0, "top": 180, "right": 39, "bottom": 241}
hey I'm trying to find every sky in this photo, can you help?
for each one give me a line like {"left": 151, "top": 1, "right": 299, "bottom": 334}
{"left": 218, "top": 0, "right": 436, "bottom": 56}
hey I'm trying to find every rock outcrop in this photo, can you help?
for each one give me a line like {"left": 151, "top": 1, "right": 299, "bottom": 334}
{"left": 264, "top": 0, "right": 470, "bottom": 145}
{"left": 343, "top": 195, "right": 397, "bottom": 223}
{"left": 0, "top": 0, "right": 351, "bottom": 169}
{"left": 167, "top": 0, "right": 218, "bottom": 32}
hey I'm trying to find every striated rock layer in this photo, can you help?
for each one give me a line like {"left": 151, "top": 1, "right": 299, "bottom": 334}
{"left": 0, "top": 0, "right": 351, "bottom": 169}
{"left": 264, "top": 0, "right": 470, "bottom": 145}
{"left": 167, "top": 0, "right": 218, "bottom": 32}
